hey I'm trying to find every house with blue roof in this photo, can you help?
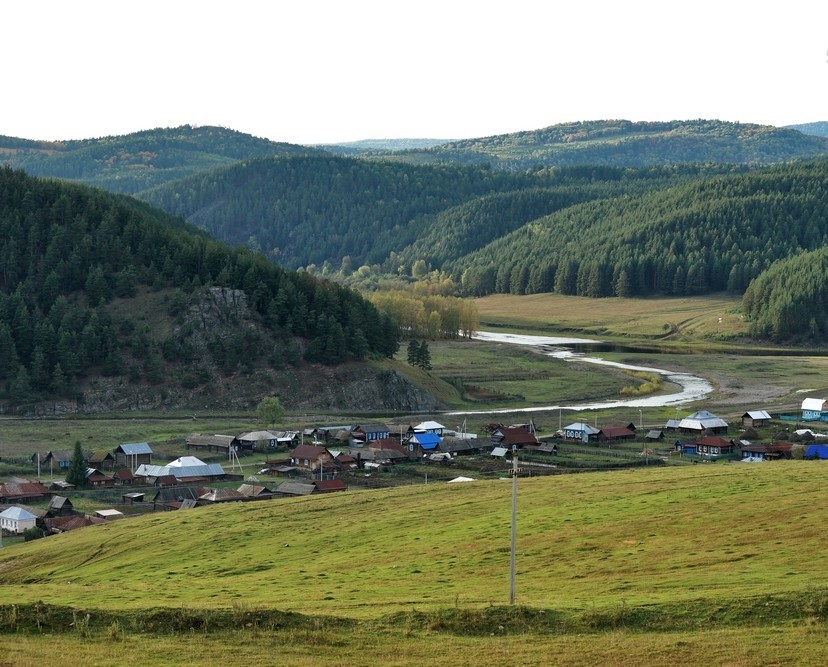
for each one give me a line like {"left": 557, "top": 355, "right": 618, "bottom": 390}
{"left": 407, "top": 432, "right": 442, "bottom": 456}
{"left": 0, "top": 506, "right": 38, "bottom": 534}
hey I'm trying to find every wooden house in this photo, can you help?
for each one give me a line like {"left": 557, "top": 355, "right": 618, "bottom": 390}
{"left": 114, "top": 442, "right": 154, "bottom": 467}
{"left": 414, "top": 421, "right": 445, "bottom": 436}
{"left": 184, "top": 434, "right": 237, "bottom": 454}
{"left": 491, "top": 427, "right": 540, "bottom": 449}
{"left": 290, "top": 444, "right": 333, "bottom": 471}
{"left": 236, "top": 431, "right": 280, "bottom": 450}
{"left": 599, "top": 426, "right": 636, "bottom": 442}
{"left": 89, "top": 451, "right": 116, "bottom": 471}
{"left": 678, "top": 436, "right": 738, "bottom": 459}
{"left": 0, "top": 480, "right": 50, "bottom": 502}
{"left": 313, "top": 479, "right": 346, "bottom": 493}
{"left": 741, "top": 442, "right": 792, "bottom": 461}
{"left": 351, "top": 423, "right": 391, "bottom": 443}
{"left": 741, "top": 410, "right": 772, "bottom": 428}
{"left": 406, "top": 432, "right": 442, "bottom": 456}
{"left": 47, "top": 496, "right": 74, "bottom": 516}
{"left": 86, "top": 468, "right": 114, "bottom": 487}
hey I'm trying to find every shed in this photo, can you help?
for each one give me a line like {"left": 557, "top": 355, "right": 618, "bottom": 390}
{"left": 95, "top": 509, "right": 125, "bottom": 520}
{"left": 645, "top": 429, "right": 665, "bottom": 442}
{"left": 275, "top": 481, "right": 316, "bottom": 497}
{"left": 0, "top": 506, "right": 38, "bottom": 534}
{"left": 313, "top": 479, "right": 346, "bottom": 493}
{"left": 184, "top": 434, "right": 238, "bottom": 454}
{"left": 47, "top": 495, "right": 74, "bottom": 516}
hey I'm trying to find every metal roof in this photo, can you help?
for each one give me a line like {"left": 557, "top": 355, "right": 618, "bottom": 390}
{"left": 117, "top": 442, "right": 153, "bottom": 455}
{"left": 0, "top": 506, "right": 38, "bottom": 520}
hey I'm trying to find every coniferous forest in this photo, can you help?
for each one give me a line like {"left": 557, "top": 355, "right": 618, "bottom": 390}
{"left": 0, "top": 167, "right": 398, "bottom": 405}
{"left": 3, "top": 119, "right": 828, "bottom": 347}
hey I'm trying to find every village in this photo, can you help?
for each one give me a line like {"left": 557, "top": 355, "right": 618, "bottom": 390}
{"left": 2, "top": 396, "right": 828, "bottom": 544}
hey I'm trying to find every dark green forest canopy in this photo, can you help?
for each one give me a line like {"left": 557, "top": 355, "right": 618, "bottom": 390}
{"left": 139, "top": 154, "right": 554, "bottom": 269}
{"left": 454, "top": 160, "right": 828, "bottom": 300}
{"left": 0, "top": 167, "right": 398, "bottom": 403}
{"left": 0, "top": 125, "right": 323, "bottom": 195}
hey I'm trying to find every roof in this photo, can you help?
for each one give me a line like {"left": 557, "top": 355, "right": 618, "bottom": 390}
{"left": 313, "top": 479, "right": 346, "bottom": 492}
{"left": 48, "top": 496, "right": 72, "bottom": 510}
{"left": 447, "top": 476, "right": 475, "bottom": 483}
{"left": 353, "top": 423, "right": 390, "bottom": 434}
{"left": 0, "top": 481, "right": 50, "bottom": 500}
{"left": 409, "top": 433, "right": 442, "bottom": 448}
{"left": 0, "top": 506, "right": 38, "bottom": 521}
{"left": 491, "top": 446, "right": 509, "bottom": 457}
{"left": 743, "top": 410, "right": 772, "bottom": 420}
{"left": 237, "top": 484, "right": 271, "bottom": 497}
{"left": 44, "top": 515, "right": 106, "bottom": 532}
{"left": 116, "top": 442, "right": 153, "bottom": 455}
{"left": 237, "top": 431, "right": 278, "bottom": 442}
{"left": 185, "top": 434, "right": 237, "bottom": 448}
{"left": 679, "top": 411, "right": 728, "bottom": 430}
{"left": 696, "top": 436, "right": 735, "bottom": 447}
{"left": 199, "top": 488, "right": 246, "bottom": 502}
{"left": 135, "top": 462, "right": 225, "bottom": 479}
{"left": 600, "top": 426, "right": 635, "bottom": 439}
{"left": 366, "top": 438, "right": 405, "bottom": 453}
{"left": 415, "top": 421, "right": 445, "bottom": 431}
{"left": 494, "top": 427, "right": 539, "bottom": 445}
{"left": 292, "top": 444, "right": 330, "bottom": 460}
{"left": 563, "top": 422, "right": 601, "bottom": 435}
{"left": 802, "top": 398, "right": 828, "bottom": 411}
{"left": 275, "top": 481, "right": 316, "bottom": 496}
{"left": 95, "top": 509, "right": 124, "bottom": 519}
{"left": 646, "top": 429, "right": 665, "bottom": 439}
{"left": 168, "top": 456, "right": 207, "bottom": 467}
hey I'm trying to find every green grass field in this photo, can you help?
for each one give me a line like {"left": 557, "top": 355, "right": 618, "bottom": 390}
{"left": 2, "top": 463, "right": 828, "bottom": 664}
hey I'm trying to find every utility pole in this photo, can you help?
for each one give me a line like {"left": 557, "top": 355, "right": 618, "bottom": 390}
{"left": 509, "top": 445, "right": 518, "bottom": 605}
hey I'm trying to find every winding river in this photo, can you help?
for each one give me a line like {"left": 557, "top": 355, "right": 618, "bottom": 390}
{"left": 446, "top": 331, "right": 712, "bottom": 416}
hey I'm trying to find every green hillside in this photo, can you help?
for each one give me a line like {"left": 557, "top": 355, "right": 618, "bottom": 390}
{"left": 0, "top": 125, "right": 321, "bottom": 194}
{"left": 139, "top": 154, "right": 550, "bottom": 269}
{"left": 383, "top": 119, "right": 828, "bottom": 170}
{"left": 1, "top": 464, "right": 827, "bottom": 642}
{"left": 0, "top": 167, "right": 399, "bottom": 411}
{"left": 453, "top": 160, "right": 828, "bottom": 300}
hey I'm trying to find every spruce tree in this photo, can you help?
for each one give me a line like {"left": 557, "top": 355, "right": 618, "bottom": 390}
{"left": 66, "top": 440, "right": 87, "bottom": 487}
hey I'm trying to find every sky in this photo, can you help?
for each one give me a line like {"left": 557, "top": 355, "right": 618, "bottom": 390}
{"left": 5, "top": 1, "right": 828, "bottom": 145}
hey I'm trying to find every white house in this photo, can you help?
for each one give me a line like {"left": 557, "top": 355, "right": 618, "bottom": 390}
{"left": 0, "top": 506, "right": 38, "bottom": 534}
{"left": 414, "top": 421, "right": 445, "bottom": 435}
{"left": 801, "top": 398, "right": 828, "bottom": 421}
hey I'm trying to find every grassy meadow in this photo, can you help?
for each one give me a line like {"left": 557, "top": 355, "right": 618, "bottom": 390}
{"left": 2, "top": 464, "right": 828, "bottom": 664}
{"left": 475, "top": 292, "right": 748, "bottom": 341}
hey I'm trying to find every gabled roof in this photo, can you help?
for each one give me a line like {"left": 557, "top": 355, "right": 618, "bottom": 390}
{"left": 563, "top": 422, "right": 600, "bottom": 435}
{"left": 0, "top": 481, "right": 50, "bottom": 500}
{"left": 275, "top": 481, "right": 315, "bottom": 496}
{"left": 185, "top": 434, "right": 236, "bottom": 448}
{"left": 353, "top": 423, "right": 390, "bottom": 434}
{"left": 237, "top": 431, "right": 279, "bottom": 442}
{"left": 493, "top": 427, "right": 539, "bottom": 445}
{"left": 48, "top": 495, "right": 72, "bottom": 510}
{"left": 237, "top": 484, "right": 271, "bottom": 497}
{"left": 600, "top": 426, "right": 635, "bottom": 439}
{"left": 366, "top": 438, "right": 405, "bottom": 453}
{"left": 292, "top": 444, "right": 329, "bottom": 459}
{"left": 409, "top": 433, "right": 442, "bottom": 448}
{"left": 743, "top": 410, "right": 772, "bottom": 420}
{"left": 802, "top": 398, "right": 828, "bottom": 411}
{"left": 313, "top": 479, "right": 346, "bottom": 492}
{"left": 695, "top": 436, "right": 736, "bottom": 447}
{"left": 116, "top": 442, "right": 153, "bottom": 455}
{"left": 415, "top": 421, "right": 445, "bottom": 431}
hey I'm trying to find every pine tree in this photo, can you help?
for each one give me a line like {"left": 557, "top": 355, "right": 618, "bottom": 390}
{"left": 407, "top": 339, "right": 420, "bottom": 366}
{"left": 66, "top": 440, "right": 87, "bottom": 487}
{"left": 417, "top": 341, "right": 432, "bottom": 371}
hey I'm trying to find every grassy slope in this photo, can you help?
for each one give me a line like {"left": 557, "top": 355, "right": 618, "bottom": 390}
{"left": 1, "top": 463, "right": 826, "bottom": 617}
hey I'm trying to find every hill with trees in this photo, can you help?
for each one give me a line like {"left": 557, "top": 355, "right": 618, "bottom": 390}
{"left": 368, "top": 119, "right": 828, "bottom": 170}
{"left": 0, "top": 167, "right": 402, "bottom": 413}
{"left": 0, "top": 125, "right": 322, "bottom": 194}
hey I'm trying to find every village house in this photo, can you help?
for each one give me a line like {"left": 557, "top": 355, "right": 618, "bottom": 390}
{"left": 0, "top": 480, "right": 50, "bottom": 503}
{"left": 290, "top": 444, "right": 334, "bottom": 471}
{"left": 114, "top": 442, "right": 154, "bottom": 468}
{"left": 0, "top": 506, "right": 38, "bottom": 534}
{"left": 236, "top": 430, "right": 280, "bottom": 450}
{"left": 801, "top": 398, "right": 828, "bottom": 421}
{"left": 89, "top": 451, "right": 116, "bottom": 471}
{"left": 406, "top": 432, "right": 442, "bottom": 456}
{"left": 678, "top": 410, "right": 729, "bottom": 435}
{"left": 135, "top": 456, "right": 225, "bottom": 485}
{"left": 599, "top": 426, "right": 636, "bottom": 443}
{"left": 414, "top": 420, "right": 445, "bottom": 436}
{"left": 491, "top": 426, "right": 540, "bottom": 449}
{"left": 85, "top": 468, "right": 114, "bottom": 488}
{"left": 351, "top": 423, "right": 391, "bottom": 443}
{"left": 741, "top": 442, "right": 793, "bottom": 461}
{"left": 561, "top": 422, "right": 601, "bottom": 443}
{"left": 47, "top": 495, "right": 74, "bottom": 516}
{"left": 741, "top": 410, "right": 772, "bottom": 428}
{"left": 676, "top": 436, "right": 738, "bottom": 459}
{"left": 184, "top": 434, "right": 238, "bottom": 455}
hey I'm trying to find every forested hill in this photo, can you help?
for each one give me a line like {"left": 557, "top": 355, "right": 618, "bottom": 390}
{"left": 377, "top": 120, "right": 828, "bottom": 170}
{"left": 0, "top": 125, "right": 322, "bottom": 194}
{"left": 452, "top": 160, "right": 828, "bottom": 300}
{"left": 139, "top": 154, "right": 555, "bottom": 269}
{"left": 0, "top": 167, "right": 399, "bottom": 410}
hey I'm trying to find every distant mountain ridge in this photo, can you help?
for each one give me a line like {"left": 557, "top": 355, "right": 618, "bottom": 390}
{"left": 0, "top": 125, "right": 323, "bottom": 194}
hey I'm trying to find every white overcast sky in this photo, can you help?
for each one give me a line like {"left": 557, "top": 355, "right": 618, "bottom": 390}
{"left": 5, "top": 1, "right": 828, "bottom": 145}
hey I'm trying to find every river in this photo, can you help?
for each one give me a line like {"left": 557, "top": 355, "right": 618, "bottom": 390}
{"left": 445, "top": 331, "right": 712, "bottom": 416}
